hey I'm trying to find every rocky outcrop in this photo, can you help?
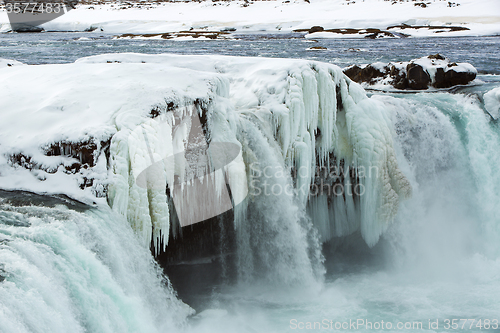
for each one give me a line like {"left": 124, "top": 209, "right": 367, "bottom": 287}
{"left": 8, "top": 137, "right": 111, "bottom": 194}
{"left": 343, "top": 54, "right": 477, "bottom": 90}
{"left": 117, "top": 30, "right": 232, "bottom": 40}
{"left": 295, "top": 26, "right": 408, "bottom": 39}
{"left": 344, "top": 64, "right": 386, "bottom": 85}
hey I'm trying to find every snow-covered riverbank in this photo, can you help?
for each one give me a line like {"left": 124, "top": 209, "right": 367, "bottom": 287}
{"left": 1, "top": 0, "right": 499, "bottom": 36}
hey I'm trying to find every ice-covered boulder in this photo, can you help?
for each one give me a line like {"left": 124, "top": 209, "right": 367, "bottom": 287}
{"left": 344, "top": 54, "right": 477, "bottom": 90}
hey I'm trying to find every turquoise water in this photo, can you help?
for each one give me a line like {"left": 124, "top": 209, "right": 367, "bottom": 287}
{"left": 181, "top": 88, "right": 500, "bottom": 333}
{"left": 0, "top": 195, "right": 192, "bottom": 333}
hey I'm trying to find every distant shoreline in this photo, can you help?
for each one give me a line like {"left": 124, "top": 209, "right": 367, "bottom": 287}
{"left": 1, "top": 0, "right": 499, "bottom": 36}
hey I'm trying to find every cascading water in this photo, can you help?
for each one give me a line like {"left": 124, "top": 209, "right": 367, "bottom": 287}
{"left": 178, "top": 86, "right": 500, "bottom": 333}
{"left": 385, "top": 90, "right": 500, "bottom": 263}
{"left": 0, "top": 50, "right": 499, "bottom": 333}
{"left": 0, "top": 193, "right": 192, "bottom": 333}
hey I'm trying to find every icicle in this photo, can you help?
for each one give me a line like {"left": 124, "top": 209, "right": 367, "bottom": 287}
{"left": 105, "top": 57, "right": 411, "bottom": 254}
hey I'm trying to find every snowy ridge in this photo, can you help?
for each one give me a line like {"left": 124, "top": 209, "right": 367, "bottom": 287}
{"left": 0, "top": 58, "right": 25, "bottom": 68}
{"left": 0, "top": 0, "right": 498, "bottom": 36}
{"left": 0, "top": 53, "right": 411, "bottom": 254}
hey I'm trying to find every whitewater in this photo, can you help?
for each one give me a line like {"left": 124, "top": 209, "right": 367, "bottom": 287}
{"left": 0, "top": 36, "right": 499, "bottom": 333}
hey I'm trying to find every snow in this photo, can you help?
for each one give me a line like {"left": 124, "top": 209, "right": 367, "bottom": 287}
{"left": 0, "top": 0, "right": 498, "bottom": 36}
{"left": 0, "top": 58, "right": 25, "bottom": 68}
{"left": 484, "top": 87, "right": 500, "bottom": 120}
{"left": 0, "top": 53, "right": 411, "bottom": 249}
{"left": 413, "top": 56, "right": 477, "bottom": 75}
{"left": 0, "top": 58, "right": 216, "bottom": 205}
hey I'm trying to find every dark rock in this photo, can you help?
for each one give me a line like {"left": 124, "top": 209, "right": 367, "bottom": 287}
{"left": 344, "top": 64, "right": 387, "bottom": 84}
{"left": 343, "top": 55, "right": 476, "bottom": 90}
{"left": 0, "top": 189, "right": 90, "bottom": 212}
{"left": 428, "top": 53, "right": 446, "bottom": 60}
{"left": 10, "top": 24, "right": 44, "bottom": 33}
{"left": 309, "top": 26, "right": 324, "bottom": 33}
{"left": 386, "top": 24, "right": 469, "bottom": 32}
{"left": 343, "top": 65, "right": 363, "bottom": 82}
{"left": 406, "top": 63, "right": 431, "bottom": 90}
{"left": 45, "top": 140, "right": 107, "bottom": 167}
{"left": 433, "top": 67, "right": 447, "bottom": 88}
{"left": 444, "top": 69, "right": 476, "bottom": 87}
{"left": 364, "top": 31, "right": 396, "bottom": 39}
{"left": 390, "top": 65, "right": 408, "bottom": 89}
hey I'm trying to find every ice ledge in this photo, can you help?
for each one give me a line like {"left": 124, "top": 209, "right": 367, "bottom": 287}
{"left": 0, "top": 53, "right": 411, "bottom": 250}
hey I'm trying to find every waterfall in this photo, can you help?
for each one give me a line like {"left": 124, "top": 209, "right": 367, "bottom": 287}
{"left": 0, "top": 195, "right": 192, "bottom": 333}
{"left": 76, "top": 54, "right": 412, "bottom": 285}
{"left": 0, "top": 52, "right": 499, "bottom": 332}
{"left": 378, "top": 90, "right": 500, "bottom": 272}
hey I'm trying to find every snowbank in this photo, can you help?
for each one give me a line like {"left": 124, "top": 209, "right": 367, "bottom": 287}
{"left": 0, "top": 0, "right": 498, "bottom": 36}
{"left": 0, "top": 58, "right": 25, "bottom": 68}
{"left": 0, "top": 53, "right": 411, "bottom": 251}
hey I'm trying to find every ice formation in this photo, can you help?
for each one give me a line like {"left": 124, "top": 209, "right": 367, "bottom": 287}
{"left": 77, "top": 53, "right": 411, "bottom": 249}
{"left": 0, "top": 54, "right": 411, "bottom": 259}
{"left": 484, "top": 87, "right": 500, "bottom": 120}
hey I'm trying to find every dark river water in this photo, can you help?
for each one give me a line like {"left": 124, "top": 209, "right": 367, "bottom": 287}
{"left": 0, "top": 32, "right": 499, "bottom": 74}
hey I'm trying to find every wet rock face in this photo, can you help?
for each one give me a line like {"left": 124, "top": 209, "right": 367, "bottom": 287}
{"left": 406, "top": 63, "right": 431, "bottom": 90}
{"left": 444, "top": 65, "right": 477, "bottom": 87}
{"left": 343, "top": 64, "right": 387, "bottom": 85}
{"left": 390, "top": 64, "right": 408, "bottom": 89}
{"left": 343, "top": 54, "right": 476, "bottom": 90}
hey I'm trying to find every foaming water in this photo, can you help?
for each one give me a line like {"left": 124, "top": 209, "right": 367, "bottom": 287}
{"left": 0, "top": 198, "right": 192, "bottom": 333}
{"left": 1, "top": 90, "right": 499, "bottom": 333}
{"left": 176, "top": 90, "right": 500, "bottom": 333}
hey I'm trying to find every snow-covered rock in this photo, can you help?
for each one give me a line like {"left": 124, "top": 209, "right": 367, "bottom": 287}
{"left": 344, "top": 54, "right": 477, "bottom": 90}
